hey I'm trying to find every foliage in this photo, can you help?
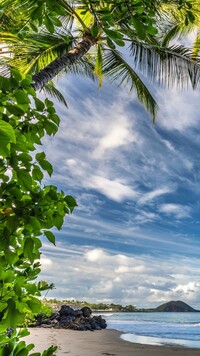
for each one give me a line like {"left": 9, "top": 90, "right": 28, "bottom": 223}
{"left": 0, "top": 69, "right": 77, "bottom": 354}
{"left": 1, "top": 0, "right": 199, "bottom": 122}
{"left": 0, "top": 1, "right": 199, "bottom": 355}
{"left": 44, "top": 299, "right": 138, "bottom": 312}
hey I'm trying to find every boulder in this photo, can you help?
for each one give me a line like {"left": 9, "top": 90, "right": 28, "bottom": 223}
{"left": 59, "top": 315, "right": 74, "bottom": 327}
{"left": 59, "top": 305, "right": 75, "bottom": 317}
{"left": 81, "top": 306, "right": 92, "bottom": 317}
{"left": 35, "top": 305, "right": 107, "bottom": 331}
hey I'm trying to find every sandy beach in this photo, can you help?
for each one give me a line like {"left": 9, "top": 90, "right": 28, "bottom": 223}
{"left": 24, "top": 328, "right": 200, "bottom": 355}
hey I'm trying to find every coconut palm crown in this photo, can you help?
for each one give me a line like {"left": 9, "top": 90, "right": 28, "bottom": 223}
{"left": 1, "top": 0, "right": 200, "bottom": 121}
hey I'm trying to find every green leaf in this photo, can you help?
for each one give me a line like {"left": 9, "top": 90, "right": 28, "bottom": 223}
{"left": 36, "top": 152, "right": 46, "bottom": 161}
{"left": 14, "top": 341, "right": 34, "bottom": 356}
{"left": 44, "top": 230, "right": 55, "bottom": 245}
{"left": 6, "top": 103, "right": 25, "bottom": 116}
{"left": 31, "top": 6, "right": 43, "bottom": 20}
{"left": 132, "top": 19, "right": 146, "bottom": 39}
{"left": 2, "top": 299, "right": 24, "bottom": 329}
{"left": 107, "top": 37, "right": 116, "bottom": 49}
{"left": 17, "top": 170, "right": 33, "bottom": 190}
{"left": 94, "top": 44, "right": 103, "bottom": 88}
{"left": 0, "top": 120, "right": 16, "bottom": 143}
{"left": 41, "top": 345, "right": 57, "bottom": 356}
{"left": 11, "top": 68, "right": 22, "bottom": 82}
{"left": 113, "top": 39, "right": 125, "bottom": 47}
{"left": 105, "top": 29, "right": 123, "bottom": 40}
{"left": 50, "top": 16, "right": 62, "bottom": 27}
{"left": 27, "top": 297, "right": 41, "bottom": 314}
{"left": 187, "top": 11, "right": 195, "bottom": 23}
{"left": 30, "top": 217, "right": 41, "bottom": 231}
{"left": 30, "top": 21, "right": 39, "bottom": 32}
{"left": 32, "top": 165, "right": 44, "bottom": 182}
{"left": 39, "top": 159, "right": 53, "bottom": 176}
{"left": 14, "top": 89, "right": 30, "bottom": 105}
{"left": 21, "top": 75, "right": 33, "bottom": 88}
{"left": 44, "top": 15, "right": 54, "bottom": 33}
{"left": 24, "top": 238, "right": 35, "bottom": 262}
{"left": 34, "top": 97, "right": 45, "bottom": 111}
{"left": 18, "top": 329, "right": 30, "bottom": 338}
{"left": 45, "top": 98, "right": 54, "bottom": 107}
{"left": 44, "top": 121, "right": 58, "bottom": 135}
{"left": 18, "top": 152, "right": 32, "bottom": 162}
{"left": 0, "top": 76, "right": 11, "bottom": 91}
{"left": 64, "top": 195, "right": 78, "bottom": 213}
{"left": 101, "top": 13, "right": 113, "bottom": 22}
{"left": 51, "top": 114, "right": 60, "bottom": 125}
{"left": 91, "top": 23, "right": 99, "bottom": 37}
{"left": 0, "top": 120, "right": 16, "bottom": 157}
{"left": 146, "top": 25, "right": 158, "bottom": 35}
{"left": 52, "top": 212, "right": 63, "bottom": 230}
{"left": 38, "top": 280, "right": 49, "bottom": 291}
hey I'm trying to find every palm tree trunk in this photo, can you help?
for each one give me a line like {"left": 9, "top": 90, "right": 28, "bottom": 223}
{"left": 32, "top": 34, "right": 96, "bottom": 91}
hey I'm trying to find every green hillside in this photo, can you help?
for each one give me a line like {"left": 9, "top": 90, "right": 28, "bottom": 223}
{"left": 153, "top": 300, "right": 199, "bottom": 312}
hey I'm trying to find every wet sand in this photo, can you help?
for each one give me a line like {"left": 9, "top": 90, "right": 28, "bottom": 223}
{"left": 24, "top": 328, "right": 200, "bottom": 355}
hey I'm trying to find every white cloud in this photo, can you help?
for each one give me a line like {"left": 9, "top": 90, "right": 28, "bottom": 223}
{"left": 173, "top": 282, "right": 200, "bottom": 295}
{"left": 159, "top": 204, "right": 191, "bottom": 219}
{"left": 92, "top": 117, "right": 137, "bottom": 158}
{"left": 84, "top": 248, "right": 107, "bottom": 262}
{"left": 39, "top": 244, "right": 200, "bottom": 309}
{"left": 138, "top": 187, "right": 173, "bottom": 205}
{"left": 134, "top": 211, "right": 158, "bottom": 224}
{"left": 115, "top": 266, "right": 129, "bottom": 274}
{"left": 87, "top": 175, "right": 138, "bottom": 202}
{"left": 158, "top": 89, "right": 200, "bottom": 132}
{"left": 40, "top": 256, "right": 53, "bottom": 270}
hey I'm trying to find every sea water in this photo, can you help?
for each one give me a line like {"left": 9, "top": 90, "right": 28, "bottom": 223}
{"left": 103, "top": 312, "right": 200, "bottom": 348}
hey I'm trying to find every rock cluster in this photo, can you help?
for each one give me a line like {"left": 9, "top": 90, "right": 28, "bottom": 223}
{"left": 35, "top": 305, "right": 107, "bottom": 331}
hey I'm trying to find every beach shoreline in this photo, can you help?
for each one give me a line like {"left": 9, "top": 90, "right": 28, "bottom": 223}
{"left": 24, "top": 328, "right": 200, "bottom": 355}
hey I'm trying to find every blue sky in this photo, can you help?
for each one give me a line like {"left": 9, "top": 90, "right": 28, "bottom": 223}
{"left": 38, "top": 58, "right": 200, "bottom": 309}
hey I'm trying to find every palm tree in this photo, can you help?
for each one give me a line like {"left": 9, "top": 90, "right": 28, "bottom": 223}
{"left": 1, "top": 0, "right": 200, "bottom": 120}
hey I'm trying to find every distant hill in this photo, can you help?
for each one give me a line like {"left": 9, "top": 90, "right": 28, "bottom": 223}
{"left": 152, "top": 301, "right": 200, "bottom": 312}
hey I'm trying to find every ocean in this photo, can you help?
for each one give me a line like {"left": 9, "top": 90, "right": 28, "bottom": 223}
{"left": 103, "top": 312, "right": 200, "bottom": 348}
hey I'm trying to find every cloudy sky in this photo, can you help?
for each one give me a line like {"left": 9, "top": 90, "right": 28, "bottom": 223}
{"left": 38, "top": 60, "right": 200, "bottom": 309}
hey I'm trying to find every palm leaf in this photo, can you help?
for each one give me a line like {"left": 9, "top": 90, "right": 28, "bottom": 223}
{"left": 129, "top": 41, "right": 200, "bottom": 89}
{"left": 161, "top": 22, "right": 196, "bottom": 47}
{"left": 65, "top": 57, "right": 96, "bottom": 81}
{"left": 42, "top": 81, "right": 68, "bottom": 107}
{"left": 192, "top": 32, "right": 200, "bottom": 60}
{"left": 4, "top": 31, "right": 74, "bottom": 75}
{"left": 102, "top": 48, "right": 157, "bottom": 122}
{"left": 93, "top": 44, "right": 103, "bottom": 88}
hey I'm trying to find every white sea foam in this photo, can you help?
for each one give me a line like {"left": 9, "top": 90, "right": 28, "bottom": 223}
{"left": 106, "top": 312, "right": 200, "bottom": 348}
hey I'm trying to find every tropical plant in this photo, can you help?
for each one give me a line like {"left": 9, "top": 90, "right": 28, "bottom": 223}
{"left": 1, "top": 0, "right": 199, "bottom": 121}
{"left": 159, "top": 0, "right": 200, "bottom": 60}
{"left": 0, "top": 68, "right": 78, "bottom": 354}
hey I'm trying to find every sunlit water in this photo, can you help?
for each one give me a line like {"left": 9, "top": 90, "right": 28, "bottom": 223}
{"left": 101, "top": 312, "right": 200, "bottom": 348}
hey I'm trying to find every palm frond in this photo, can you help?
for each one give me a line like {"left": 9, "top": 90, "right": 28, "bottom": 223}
{"left": 42, "top": 81, "right": 68, "bottom": 107}
{"left": 129, "top": 41, "right": 200, "bottom": 89}
{"left": 192, "top": 32, "right": 200, "bottom": 60}
{"left": 64, "top": 56, "right": 96, "bottom": 81}
{"left": 161, "top": 22, "right": 196, "bottom": 47}
{"left": 102, "top": 48, "right": 157, "bottom": 122}
{"left": 5, "top": 31, "right": 74, "bottom": 75}
{"left": 93, "top": 44, "right": 103, "bottom": 88}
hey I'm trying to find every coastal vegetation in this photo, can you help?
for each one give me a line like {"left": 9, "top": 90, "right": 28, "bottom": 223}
{"left": 0, "top": 0, "right": 199, "bottom": 355}
{"left": 44, "top": 299, "right": 138, "bottom": 312}
{"left": 44, "top": 299, "right": 199, "bottom": 313}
